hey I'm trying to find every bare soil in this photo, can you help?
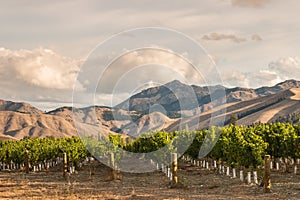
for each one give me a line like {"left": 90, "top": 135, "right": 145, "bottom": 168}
{"left": 0, "top": 161, "right": 299, "bottom": 200}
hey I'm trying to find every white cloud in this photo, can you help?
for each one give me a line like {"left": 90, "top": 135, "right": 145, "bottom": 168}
{"left": 249, "top": 70, "right": 282, "bottom": 87}
{"left": 222, "top": 57, "right": 300, "bottom": 88}
{"left": 88, "top": 49, "right": 205, "bottom": 94}
{"left": 0, "top": 47, "right": 84, "bottom": 110}
{"left": 222, "top": 70, "right": 277, "bottom": 88}
{"left": 222, "top": 70, "right": 249, "bottom": 87}
{"left": 0, "top": 48, "right": 80, "bottom": 90}
{"left": 0, "top": 47, "right": 207, "bottom": 109}
{"left": 268, "top": 57, "right": 300, "bottom": 80}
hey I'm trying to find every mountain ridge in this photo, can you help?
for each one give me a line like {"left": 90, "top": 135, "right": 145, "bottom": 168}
{"left": 0, "top": 99, "right": 43, "bottom": 114}
{"left": 116, "top": 79, "right": 300, "bottom": 115}
{"left": 0, "top": 79, "right": 300, "bottom": 140}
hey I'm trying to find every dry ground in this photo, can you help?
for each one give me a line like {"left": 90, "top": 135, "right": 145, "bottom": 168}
{"left": 0, "top": 161, "right": 299, "bottom": 200}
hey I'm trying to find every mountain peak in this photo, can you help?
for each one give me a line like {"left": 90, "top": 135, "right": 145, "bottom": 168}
{"left": 164, "top": 80, "right": 188, "bottom": 88}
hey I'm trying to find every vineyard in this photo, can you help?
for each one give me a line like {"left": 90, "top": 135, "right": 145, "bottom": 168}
{"left": 0, "top": 122, "right": 300, "bottom": 199}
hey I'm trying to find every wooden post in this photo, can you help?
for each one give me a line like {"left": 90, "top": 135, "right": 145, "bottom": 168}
{"left": 264, "top": 155, "right": 271, "bottom": 193}
{"left": 110, "top": 153, "right": 116, "bottom": 180}
{"left": 63, "top": 153, "right": 67, "bottom": 177}
{"left": 24, "top": 150, "right": 30, "bottom": 174}
{"left": 171, "top": 153, "right": 178, "bottom": 187}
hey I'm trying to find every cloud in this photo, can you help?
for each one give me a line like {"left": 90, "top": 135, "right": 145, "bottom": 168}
{"left": 0, "top": 48, "right": 81, "bottom": 90}
{"left": 1, "top": 46, "right": 299, "bottom": 110}
{"left": 268, "top": 57, "right": 300, "bottom": 80}
{"left": 231, "top": 0, "right": 271, "bottom": 8}
{"left": 0, "top": 47, "right": 214, "bottom": 109}
{"left": 202, "top": 32, "right": 246, "bottom": 43}
{"left": 249, "top": 70, "right": 281, "bottom": 87}
{"left": 222, "top": 69, "right": 280, "bottom": 88}
{"left": 0, "top": 47, "right": 84, "bottom": 110}
{"left": 73, "top": 48, "right": 220, "bottom": 107}
{"left": 79, "top": 48, "right": 206, "bottom": 95}
{"left": 251, "top": 34, "right": 263, "bottom": 41}
{"left": 202, "top": 32, "right": 263, "bottom": 43}
{"left": 222, "top": 70, "right": 249, "bottom": 87}
{"left": 222, "top": 57, "right": 300, "bottom": 88}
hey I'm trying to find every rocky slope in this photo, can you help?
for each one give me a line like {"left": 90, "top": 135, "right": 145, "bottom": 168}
{"left": 116, "top": 79, "right": 300, "bottom": 116}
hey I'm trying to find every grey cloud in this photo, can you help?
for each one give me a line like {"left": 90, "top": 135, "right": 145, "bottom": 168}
{"left": 231, "top": 0, "right": 271, "bottom": 8}
{"left": 251, "top": 34, "right": 263, "bottom": 41}
{"left": 202, "top": 32, "right": 263, "bottom": 43}
{"left": 202, "top": 32, "right": 246, "bottom": 43}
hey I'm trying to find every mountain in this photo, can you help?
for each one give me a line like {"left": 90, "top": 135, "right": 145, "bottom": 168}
{"left": 0, "top": 80, "right": 300, "bottom": 140}
{"left": 47, "top": 106, "right": 140, "bottom": 136}
{"left": 0, "top": 110, "right": 76, "bottom": 140}
{"left": 0, "top": 101, "right": 141, "bottom": 140}
{"left": 116, "top": 80, "right": 201, "bottom": 113}
{"left": 116, "top": 79, "right": 300, "bottom": 117}
{"left": 0, "top": 99, "right": 43, "bottom": 114}
{"left": 166, "top": 88, "right": 300, "bottom": 132}
{"left": 255, "top": 79, "right": 300, "bottom": 96}
{"left": 121, "top": 112, "right": 175, "bottom": 137}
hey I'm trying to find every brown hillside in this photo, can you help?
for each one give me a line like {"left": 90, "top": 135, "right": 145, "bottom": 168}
{"left": 122, "top": 111, "right": 174, "bottom": 137}
{"left": 166, "top": 89, "right": 300, "bottom": 131}
{"left": 0, "top": 99, "right": 42, "bottom": 114}
{"left": 0, "top": 111, "right": 76, "bottom": 140}
{"left": 1, "top": 81, "right": 300, "bottom": 140}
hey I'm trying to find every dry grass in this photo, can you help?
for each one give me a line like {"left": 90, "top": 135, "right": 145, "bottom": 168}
{"left": 290, "top": 88, "right": 300, "bottom": 100}
{"left": 0, "top": 161, "right": 299, "bottom": 199}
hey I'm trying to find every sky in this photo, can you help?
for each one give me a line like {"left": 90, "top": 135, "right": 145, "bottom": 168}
{"left": 0, "top": 0, "right": 300, "bottom": 110}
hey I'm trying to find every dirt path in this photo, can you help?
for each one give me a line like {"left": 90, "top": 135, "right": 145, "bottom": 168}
{"left": 0, "top": 161, "right": 299, "bottom": 199}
